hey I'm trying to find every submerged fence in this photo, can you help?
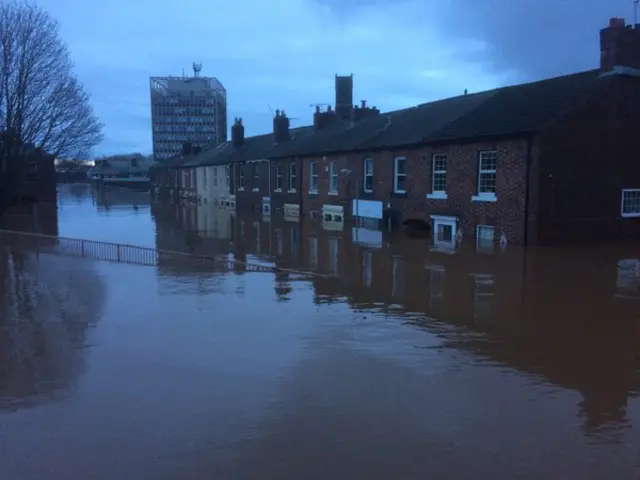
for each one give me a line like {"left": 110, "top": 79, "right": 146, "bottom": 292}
{"left": 0, "top": 229, "right": 312, "bottom": 275}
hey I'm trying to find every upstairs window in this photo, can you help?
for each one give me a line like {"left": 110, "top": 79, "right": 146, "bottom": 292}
{"left": 477, "top": 151, "right": 497, "bottom": 197}
{"left": 238, "top": 166, "right": 244, "bottom": 189}
{"left": 363, "top": 158, "right": 373, "bottom": 192}
{"left": 310, "top": 162, "right": 318, "bottom": 192}
{"left": 275, "top": 164, "right": 282, "bottom": 190}
{"left": 621, "top": 189, "right": 640, "bottom": 218}
{"left": 289, "top": 163, "right": 296, "bottom": 191}
{"left": 431, "top": 154, "right": 447, "bottom": 193}
{"left": 253, "top": 165, "right": 259, "bottom": 190}
{"left": 393, "top": 157, "right": 407, "bottom": 193}
{"left": 329, "top": 162, "right": 338, "bottom": 193}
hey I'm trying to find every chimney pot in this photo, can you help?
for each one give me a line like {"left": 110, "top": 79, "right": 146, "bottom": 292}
{"left": 361, "top": 100, "right": 366, "bottom": 108}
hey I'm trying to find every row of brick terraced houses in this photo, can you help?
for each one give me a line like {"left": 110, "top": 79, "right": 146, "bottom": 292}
{"left": 151, "top": 17, "right": 640, "bottom": 247}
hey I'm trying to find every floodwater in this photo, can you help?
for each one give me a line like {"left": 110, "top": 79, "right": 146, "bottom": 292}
{"left": 0, "top": 184, "right": 639, "bottom": 479}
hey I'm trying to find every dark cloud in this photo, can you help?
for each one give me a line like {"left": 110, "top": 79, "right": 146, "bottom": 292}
{"left": 314, "top": 0, "right": 635, "bottom": 80}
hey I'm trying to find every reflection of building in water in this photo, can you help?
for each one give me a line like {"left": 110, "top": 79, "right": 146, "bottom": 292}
{"left": 93, "top": 186, "right": 152, "bottom": 211}
{"left": 0, "top": 250, "right": 105, "bottom": 410}
{"left": 224, "top": 214, "right": 638, "bottom": 437}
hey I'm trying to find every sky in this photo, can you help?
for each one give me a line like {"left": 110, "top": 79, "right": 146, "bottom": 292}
{"left": 35, "top": 0, "right": 634, "bottom": 157}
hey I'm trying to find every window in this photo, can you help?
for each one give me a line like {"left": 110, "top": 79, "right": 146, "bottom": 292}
{"left": 430, "top": 154, "right": 447, "bottom": 197}
{"left": 253, "top": 166, "right": 259, "bottom": 190}
{"left": 476, "top": 150, "right": 497, "bottom": 198}
{"left": 212, "top": 167, "right": 217, "bottom": 186}
{"left": 275, "top": 164, "right": 282, "bottom": 190}
{"left": 476, "top": 225, "right": 495, "bottom": 253}
{"left": 363, "top": 158, "right": 373, "bottom": 192}
{"left": 203, "top": 167, "right": 207, "bottom": 187}
{"left": 329, "top": 162, "right": 338, "bottom": 193}
{"left": 393, "top": 157, "right": 407, "bottom": 193}
{"left": 238, "top": 166, "right": 244, "bottom": 189}
{"left": 310, "top": 162, "right": 318, "bottom": 192}
{"left": 431, "top": 215, "right": 457, "bottom": 251}
{"left": 621, "top": 189, "right": 640, "bottom": 217}
{"left": 225, "top": 165, "right": 230, "bottom": 188}
{"left": 289, "top": 163, "right": 296, "bottom": 191}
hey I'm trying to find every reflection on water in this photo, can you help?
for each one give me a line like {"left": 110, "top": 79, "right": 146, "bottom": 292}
{"left": 0, "top": 189, "right": 640, "bottom": 478}
{"left": 0, "top": 249, "right": 105, "bottom": 411}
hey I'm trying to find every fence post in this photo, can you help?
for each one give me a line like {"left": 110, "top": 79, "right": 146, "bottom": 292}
{"left": 117, "top": 245, "right": 120, "bottom": 262}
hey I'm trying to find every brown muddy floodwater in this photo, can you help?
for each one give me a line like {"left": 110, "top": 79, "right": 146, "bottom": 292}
{"left": 0, "top": 184, "right": 639, "bottom": 479}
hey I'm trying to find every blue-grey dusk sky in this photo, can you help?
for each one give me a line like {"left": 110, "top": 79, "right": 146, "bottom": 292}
{"left": 36, "top": 0, "right": 632, "bottom": 156}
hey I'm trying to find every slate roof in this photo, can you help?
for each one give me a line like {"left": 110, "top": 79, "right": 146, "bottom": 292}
{"left": 154, "top": 68, "right": 616, "bottom": 169}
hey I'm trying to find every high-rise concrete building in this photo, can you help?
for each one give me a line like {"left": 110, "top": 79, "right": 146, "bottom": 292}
{"left": 150, "top": 63, "right": 227, "bottom": 161}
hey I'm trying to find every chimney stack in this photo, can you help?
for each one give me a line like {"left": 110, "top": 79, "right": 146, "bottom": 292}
{"left": 335, "top": 74, "right": 354, "bottom": 121}
{"left": 231, "top": 117, "right": 245, "bottom": 146}
{"left": 273, "top": 110, "right": 290, "bottom": 142}
{"left": 600, "top": 17, "right": 640, "bottom": 73}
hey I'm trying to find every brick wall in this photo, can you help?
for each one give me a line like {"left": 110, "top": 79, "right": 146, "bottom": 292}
{"left": 303, "top": 139, "right": 531, "bottom": 244}
{"left": 234, "top": 160, "right": 270, "bottom": 212}
{"left": 270, "top": 157, "right": 303, "bottom": 213}
{"left": 534, "top": 75, "right": 640, "bottom": 244}
{"left": 300, "top": 154, "right": 353, "bottom": 219}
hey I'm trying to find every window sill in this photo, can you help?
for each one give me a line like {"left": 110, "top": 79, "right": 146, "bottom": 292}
{"left": 622, "top": 212, "right": 640, "bottom": 218}
{"left": 471, "top": 194, "right": 497, "bottom": 202}
{"left": 237, "top": 188, "right": 244, "bottom": 192}
{"left": 273, "top": 188, "right": 282, "bottom": 193}
{"left": 328, "top": 191, "right": 338, "bottom": 196}
{"left": 252, "top": 188, "right": 259, "bottom": 192}
{"left": 308, "top": 189, "right": 318, "bottom": 195}
{"left": 426, "top": 192, "right": 448, "bottom": 200}
{"left": 392, "top": 190, "right": 408, "bottom": 197}
{"left": 287, "top": 189, "right": 297, "bottom": 194}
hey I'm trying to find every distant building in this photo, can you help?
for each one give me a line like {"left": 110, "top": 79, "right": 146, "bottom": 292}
{"left": 150, "top": 63, "right": 227, "bottom": 161}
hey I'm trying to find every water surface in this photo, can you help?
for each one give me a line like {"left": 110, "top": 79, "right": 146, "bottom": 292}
{"left": 0, "top": 185, "right": 639, "bottom": 479}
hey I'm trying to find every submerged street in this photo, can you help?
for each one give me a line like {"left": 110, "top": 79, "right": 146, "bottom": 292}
{"left": 0, "top": 184, "right": 639, "bottom": 479}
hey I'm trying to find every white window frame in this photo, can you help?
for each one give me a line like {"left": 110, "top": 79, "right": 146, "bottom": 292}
{"left": 329, "top": 162, "right": 338, "bottom": 194}
{"left": 431, "top": 214, "right": 457, "bottom": 251}
{"left": 621, "top": 188, "right": 640, "bottom": 218}
{"left": 238, "top": 165, "right": 244, "bottom": 190}
{"left": 309, "top": 162, "right": 318, "bottom": 193}
{"left": 363, "top": 158, "right": 373, "bottom": 193}
{"left": 393, "top": 157, "right": 407, "bottom": 194}
{"left": 288, "top": 163, "right": 296, "bottom": 192}
{"left": 275, "top": 164, "right": 282, "bottom": 191}
{"left": 427, "top": 154, "right": 447, "bottom": 199}
{"left": 472, "top": 150, "right": 497, "bottom": 202}
{"left": 476, "top": 225, "right": 495, "bottom": 253}
{"left": 252, "top": 165, "right": 260, "bottom": 192}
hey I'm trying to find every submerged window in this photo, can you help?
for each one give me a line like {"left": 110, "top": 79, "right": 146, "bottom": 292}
{"left": 621, "top": 189, "right": 640, "bottom": 217}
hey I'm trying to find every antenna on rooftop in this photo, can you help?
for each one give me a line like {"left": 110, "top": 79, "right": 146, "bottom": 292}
{"left": 193, "top": 62, "right": 202, "bottom": 77}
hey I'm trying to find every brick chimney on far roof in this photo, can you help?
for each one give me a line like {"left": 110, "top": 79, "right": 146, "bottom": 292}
{"left": 231, "top": 117, "right": 244, "bottom": 146}
{"left": 600, "top": 17, "right": 640, "bottom": 73}
{"left": 273, "top": 109, "right": 290, "bottom": 142}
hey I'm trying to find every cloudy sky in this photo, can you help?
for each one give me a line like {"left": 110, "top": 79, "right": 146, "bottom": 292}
{"left": 36, "top": 0, "right": 632, "bottom": 156}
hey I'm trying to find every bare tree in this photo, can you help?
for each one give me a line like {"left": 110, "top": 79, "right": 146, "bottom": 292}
{"left": 0, "top": 1, "right": 103, "bottom": 158}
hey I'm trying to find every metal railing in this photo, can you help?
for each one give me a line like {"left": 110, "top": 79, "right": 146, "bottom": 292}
{"left": 0, "top": 229, "right": 314, "bottom": 275}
